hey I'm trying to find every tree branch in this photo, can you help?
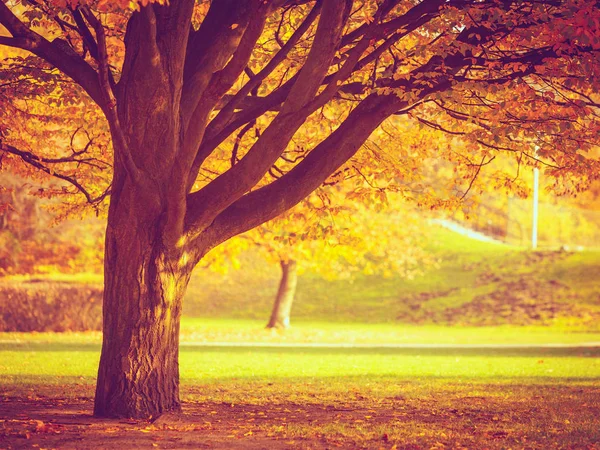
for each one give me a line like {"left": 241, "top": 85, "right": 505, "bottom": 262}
{"left": 193, "top": 93, "right": 403, "bottom": 251}
{"left": 0, "top": 2, "right": 103, "bottom": 106}
{"left": 68, "top": 6, "right": 100, "bottom": 61}
{"left": 193, "top": 0, "right": 451, "bottom": 174}
{"left": 180, "top": 0, "right": 259, "bottom": 126}
{"left": 0, "top": 142, "right": 109, "bottom": 205}
{"left": 179, "top": 3, "right": 269, "bottom": 186}
{"left": 199, "top": 1, "right": 321, "bottom": 158}
{"left": 184, "top": 0, "right": 352, "bottom": 236}
{"left": 80, "top": 6, "right": 141, "bottom": 184}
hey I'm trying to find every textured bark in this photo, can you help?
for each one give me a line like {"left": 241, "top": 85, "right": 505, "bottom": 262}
{"left": 266, "top": 260, "right": 298, "bottom": 329}
{"left": 93, "top": 175, "right": 193, "bottom": 419}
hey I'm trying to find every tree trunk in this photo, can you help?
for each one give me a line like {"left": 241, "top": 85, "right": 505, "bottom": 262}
{"left": 266, "top": 259, "right": 297, "bottom": 329}
{"left": 93, "top": 180, "right": 193, "bottom": 419}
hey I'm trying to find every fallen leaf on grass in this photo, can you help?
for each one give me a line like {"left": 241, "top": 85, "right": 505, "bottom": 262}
{"left": 32, "top": 420, "right": 64, "bottom": 434}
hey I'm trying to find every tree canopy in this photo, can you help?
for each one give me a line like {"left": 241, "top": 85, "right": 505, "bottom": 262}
{"left": 2, "top": 0, "right": 599, "bottom": 234}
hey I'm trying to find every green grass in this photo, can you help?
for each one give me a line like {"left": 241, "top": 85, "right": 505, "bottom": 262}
{"left": 2, "top": 226, "right": 599, "bottom": 447}
{"left": 178, "top": 318, "right": 600, "bottom": 344}
{"left": 180, "top": 226, "right": 509, "bottom": 320}
{"left": 1, "top": 340, "right": 599, "bottom": 388}
{"left": 182, "top": 226, "right": 600, "bottom": 327}
{"left": 2, "top": 272, "right": 102, "bottom": 284}
{"left": 1, "top": 334, "right": 599, "bottom": 448}
{"left": 5, "top": 225, "right": 599, "bottom": 330}
{"left": 2, "top": 318, "right": 600, "bottom": 345}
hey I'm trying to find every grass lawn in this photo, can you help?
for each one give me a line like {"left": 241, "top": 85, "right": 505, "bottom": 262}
{"left": 1, "top": 333, "right": 599, "bottom": 448}
{"left": 2, "top": 318, "right": 600, "bottom": 345}
{"left": 5, "top": 225, "right": 600, "bottom": 331}
{"left": 178, "top": 318, "right": 600, "bottom": 344}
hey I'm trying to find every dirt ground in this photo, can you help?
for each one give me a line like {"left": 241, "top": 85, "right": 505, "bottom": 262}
{"left": 2, "top": 384, "right": 600, "bottom": 450}
{"left": 1, "top": 395, "right": 356, "bottom": 450}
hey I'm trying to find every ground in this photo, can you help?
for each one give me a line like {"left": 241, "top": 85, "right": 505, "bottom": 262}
{"left": 182, "top": 229, "right": 600, "bottom": 328}
{"left": 5, "top": 226, "right": 600, "bottom": 330}
{"left": 1, "top": 335, "right": 599, "bottom": 449}
{"left": 1, "top": 382, "right": 599, "bottom": 449}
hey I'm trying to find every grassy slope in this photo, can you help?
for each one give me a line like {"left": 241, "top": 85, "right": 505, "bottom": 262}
{"left": 183, "top": 225, "right": 600, "bottom": 328}
{"left": 4, "top": 224, "right": 600, "bottom": 339}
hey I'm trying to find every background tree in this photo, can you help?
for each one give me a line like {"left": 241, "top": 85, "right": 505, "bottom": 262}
{"left": 0, "top": 173, "right": 104, "bottom": 275}
{"left": 1, "top": 0, "right": 599, "bottom": 419}
{"left": 251, "top": 186, "right": 435, "bottom": 330}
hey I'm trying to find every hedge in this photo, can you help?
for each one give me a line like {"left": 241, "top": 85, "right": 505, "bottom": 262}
{"left": 0, "top": 281, "right": 103, "bottom": 332}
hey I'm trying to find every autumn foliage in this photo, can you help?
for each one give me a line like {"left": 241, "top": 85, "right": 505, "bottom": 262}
{"left": 0, "top": 174, "right": 104, "bottom": 275}
{"left": 1, "top": 0, "right": 600, "bottom": 419}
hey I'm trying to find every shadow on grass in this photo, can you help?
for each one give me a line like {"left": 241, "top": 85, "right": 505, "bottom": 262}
{"left": 1, "top": 342, "right": 599, "bottom": 357}
{"left": 1, "top": 381, "right": 598, "bottom": 450}
{"left": 2, "top": 373, "right": 599, "bottom": 388}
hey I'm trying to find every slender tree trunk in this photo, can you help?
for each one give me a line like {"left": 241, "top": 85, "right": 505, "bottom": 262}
{"left": 93, "top": 179, "right": 193, "bottom": 419}
{"left": 266, "top": 259, "right": 297, "bottom": 329}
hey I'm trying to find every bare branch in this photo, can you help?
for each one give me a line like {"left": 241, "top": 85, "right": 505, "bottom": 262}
{"left": 230, "top": 121, "right": 255, "bottom": 168}
{"left": 459, "top": 155, "right": 495, "bottom": 201}
{"left": 0, "top": 142, "right": 109, "bottom": 205}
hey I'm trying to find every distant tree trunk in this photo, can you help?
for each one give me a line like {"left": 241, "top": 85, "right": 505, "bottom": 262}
{"left": 266, "top": 259, "right": 297, "bottom": 329}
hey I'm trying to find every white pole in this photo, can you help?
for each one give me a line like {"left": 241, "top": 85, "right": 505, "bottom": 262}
{"left": 532, "top": 166, "right": 539, "bottom": 250}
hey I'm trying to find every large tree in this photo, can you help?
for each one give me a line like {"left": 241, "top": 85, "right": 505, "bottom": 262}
{"left": 1, "top": 0, "right": 599, "bottom": 418}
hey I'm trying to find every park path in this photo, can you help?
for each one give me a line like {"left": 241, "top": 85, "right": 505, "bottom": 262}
{"left": 431, "top": 218, "right": 506, "bottom": 244}
{"left": 178, "top": 342, "right": 600, "bottom": 349}
{"left": 1, "top": 340, "right": 599, "bottom": 348}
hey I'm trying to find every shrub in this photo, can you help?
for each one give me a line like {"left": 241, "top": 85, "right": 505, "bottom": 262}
{"left": 0, "top": 281, "right": 102, "bottom": 331}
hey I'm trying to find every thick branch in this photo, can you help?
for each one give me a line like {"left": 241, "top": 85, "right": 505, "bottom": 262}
{"left": 179, "top": 4, "right": 268, "bottom": 183}
{"left": 194, "top": 0, "right": 450, "bottom": 172}
{"left": 194, "top": 93, "right": 403, "bottom": 251}
{"left": 180, "top": 0, "right": 259, "bottom": 125}
{"left": 203, "top": 2, "right": 321, "bottom": 152}
{"left": 69, "top": 7, "right": 100, "bottom": 61}
{"left": 80, "top": 6, "right": 141, "bottom": 184}
{"left": 184, "top": 0, "right": 351, "bottom": 236}
{"left": 0, "top": 2, "right": 103, "bottom": 106}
